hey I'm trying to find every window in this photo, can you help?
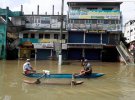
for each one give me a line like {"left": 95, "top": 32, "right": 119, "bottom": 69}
{"left": 115, "top": 20, "right": 119, "bottom": 24}
{"left": 30, "top": 17, "right": 34, "bottom": 23}
{"left": 111, "top": 20, "right": 115, "bottom": 24}
{"left": 72, "top": 7, "right": 80, "bottom": 10}
{"left": 86, "top": 20, "right": 92, "bottom": 24}
{"left": 31, "top": 34, "right": 35, "bottom": 38}
{"left": 45, "top": 34, "right": 50, "bottom": 39}
{"left": 130, "top": 29, "right": 133, "bottom": 32}
{"left": 39, "top": 34, "right": 43, "bottom": 39}
{"left": 104, "top": 20, "right": 109, "bottom": 24}
{"left": 74, "top": 20, "right": 79, "bottom": 24}
{"left": 97, "top": 20, "right": 103, "bottom": 24}
{"left": 70, "top": 19, "right": 74, "bottom": 23}
{"left": 23, "top": 34, "right": 28, "bottom": 38}
{"left": 92, "top": 20, "right": 97, "bottom": 24}
{"left": 86, "top": 20, "right": 89, "bottom": 24}
{"left": 38, "top": 19, "right": 40, "bottom": 23}
{"left": 87, "top": 8, "right": 97, "bottom": 10}
{"left": 102, "top": 8, "right": 113, "bottom": 10}
{"left": 62, "top": 34, "right": 65, "bottom": 39}
{"left": 35, "top": 19, "right": 37, "bottom": 23}
{"left": 80, "top": 20, "right": 85, "bottom": 24}
{"left": 54, "top": 34, "right": 58, "bottom": 39}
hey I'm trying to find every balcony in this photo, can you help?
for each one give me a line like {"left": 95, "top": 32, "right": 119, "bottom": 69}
{"left": 68, "top": 9, "right": 121, "bottom": 20}
{"left": 19, "top": 38, "right": 66, "bottom": 44}
{"left": 67, "top": 23, "right": 121, "bottom": 31}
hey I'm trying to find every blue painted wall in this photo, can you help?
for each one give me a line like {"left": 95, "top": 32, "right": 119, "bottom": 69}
{"left": 85, "top": 49, "right": 101, "bottom": 60}
{"left": 37, "top": 49, "right": 51, "bottom": 60}
{"left": 68, "top": 31, "right": 83, "bottom": 43}
{"left": 85, "top": 34, "right": 100, "bottom": 43}
{"left": 102, "top": 34, "right": 108, "bottom": 44}
{"left": 68, "top": 49, "right": 82, "bottom": 60}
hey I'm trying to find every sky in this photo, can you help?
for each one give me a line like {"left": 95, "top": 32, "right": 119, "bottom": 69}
{"left": 0, "top": 0, "right": 135, "bottom": 25}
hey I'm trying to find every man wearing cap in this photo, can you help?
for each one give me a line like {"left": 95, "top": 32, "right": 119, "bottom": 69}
{"left": 23, "top": 59, "right": 36, "bottom": 75}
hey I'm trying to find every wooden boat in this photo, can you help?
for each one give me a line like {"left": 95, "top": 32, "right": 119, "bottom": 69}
{"left": 23, "top": 73, "right": 104, "bottom": 79}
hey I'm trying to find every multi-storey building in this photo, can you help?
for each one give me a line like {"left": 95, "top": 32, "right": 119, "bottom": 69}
{"left": 14, "top": 14, "right": 67, "bottom": 60}
{"left": 0, "top": 7, "right": 23, "bottom": 59}
{"left": 66, "top": 1, "right": 122, "bottom": 61}
{"left": 124, "top": 20, "right": 135, "bottom": 44}
{"left": 0, "top": 1, "right": 123, "bottom": 61}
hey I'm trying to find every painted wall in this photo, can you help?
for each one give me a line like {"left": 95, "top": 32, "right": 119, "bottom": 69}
{"left": 68, "top": 31, "right": 84, "bottom": 43}
{"left": 68, "top": 48, "right": 82, "bottom": 60}
{"left": 37, "top": 49, "right": 51, "bottom": 60}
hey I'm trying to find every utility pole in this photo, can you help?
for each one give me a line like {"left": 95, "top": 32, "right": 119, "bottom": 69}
{"left": 58, "top": 0, "right": 64, "bottom": 65}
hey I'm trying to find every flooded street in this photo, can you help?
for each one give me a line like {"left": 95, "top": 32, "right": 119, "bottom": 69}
{"left": 1, "top": 60, "right": 135, "bottom": 100}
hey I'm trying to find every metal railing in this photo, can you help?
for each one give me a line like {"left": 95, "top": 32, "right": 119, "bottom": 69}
{"left": 116, "top": 41, "right": 134, "bottom": 65}
{"left": 67, "top": 23, "right": 121, "bottom": 31}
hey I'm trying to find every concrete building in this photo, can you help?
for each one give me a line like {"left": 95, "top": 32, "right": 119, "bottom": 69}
{"left": 14, "top": 5, "right": 68, "bottom": 60}
{"left": 1, "top": 2, "right": 125, "bottom": 62}
{"left": 124, "top": 20, "right": 135, "bottom": 43}
{"left": 0, "top": 7, "right": 23, "bottom": 59}
{"left": 66, "top": 1, "right": 122, "bottom": 61}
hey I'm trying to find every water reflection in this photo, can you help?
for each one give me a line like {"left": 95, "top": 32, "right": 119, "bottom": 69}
{"left": 1, "top": 60, "right": 135, "bottom": 100}
{"left": 58, "top": 65, "right": 62, "bottom": 73}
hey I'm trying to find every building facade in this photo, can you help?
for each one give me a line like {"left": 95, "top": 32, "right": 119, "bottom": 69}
{"left": 124, "top": 20, "right": 135, "bottom": 44}
{"left": 66, "top": 1, "right": 122, "bottom": 61}
{"left": 0, "top": 1, "right": 123, "bottom": 61}
{"left": 16, "top": 15, "right": 68, "bottom": 60}
{"left": 0, "top": 7, "right": 22, "bottom": 59}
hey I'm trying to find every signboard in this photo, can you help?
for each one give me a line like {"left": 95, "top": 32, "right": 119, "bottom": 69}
{"left": 33, "top": 43, "right": 53, "bottom": 49}
{"left": 39, "top": 39, "right": 66, "bottom": 43}
{"left": 33, "top": 43, "right": 67, "bottom": 49}
{"left": 86, "top": 30, "right": 106, "bottom": 33}
{"left": 69, "top": 10, "right": 120, "bottom": 19}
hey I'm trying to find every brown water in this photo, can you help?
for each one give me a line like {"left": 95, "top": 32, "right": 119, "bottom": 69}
{"left": 1, "top": 60, "right": 135, "bottom": 100}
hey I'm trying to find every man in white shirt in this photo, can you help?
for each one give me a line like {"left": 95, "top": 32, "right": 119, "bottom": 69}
{"left": 23, "top": 59, "right": 36, "bottom": 75}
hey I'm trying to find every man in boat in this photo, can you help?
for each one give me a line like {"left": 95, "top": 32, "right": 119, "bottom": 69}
{"left": 74, "top": 59, "right": 92, "bottom": 77}
{"left": 23, "top": 59, "right": 36, "bottom": 75}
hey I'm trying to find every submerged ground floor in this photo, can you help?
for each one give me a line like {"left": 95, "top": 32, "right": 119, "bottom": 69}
{"left": 13, "top": 45, "right": 119, "bottom": 62}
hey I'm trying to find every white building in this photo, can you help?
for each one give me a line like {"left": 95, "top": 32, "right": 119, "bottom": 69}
{"left": 124, "top": 20, "right": 135, "bottom": 43}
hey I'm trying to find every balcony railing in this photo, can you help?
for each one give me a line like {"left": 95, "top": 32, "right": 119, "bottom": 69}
{"left": 19, "top": 38, "right": 66, "bottom": 44}
{"left": 67, "top": 23, "right": 121, "bottom": 31}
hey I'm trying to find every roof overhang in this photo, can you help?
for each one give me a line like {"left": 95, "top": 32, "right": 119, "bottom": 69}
{"left": 67, "top": 1, "right": 123, "bottom": 6}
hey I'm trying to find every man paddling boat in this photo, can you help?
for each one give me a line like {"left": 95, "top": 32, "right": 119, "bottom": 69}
{"left": 74, "top": 59, "right": 92, "bottom": 77}
{"left": 23, "top": 59, "right": 36, "bottom": 75}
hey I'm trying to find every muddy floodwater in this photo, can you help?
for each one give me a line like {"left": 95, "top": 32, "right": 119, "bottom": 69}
{"left": 0, "top": 60, "right": 135, "bottom": 100}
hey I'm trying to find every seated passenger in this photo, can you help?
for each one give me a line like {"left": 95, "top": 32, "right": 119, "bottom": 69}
{"left": 74, "top": 59, "right": 92, "bottom": 77}
{"left": 23, "top": 59, "right": 36, "bottom": 75}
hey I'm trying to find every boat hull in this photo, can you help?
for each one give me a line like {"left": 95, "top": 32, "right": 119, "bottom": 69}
{"left": 24, "top": 73, "right": 104, "bottom": 79}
